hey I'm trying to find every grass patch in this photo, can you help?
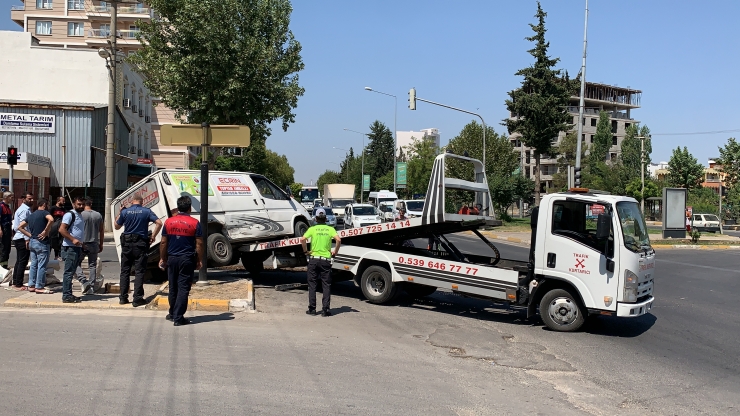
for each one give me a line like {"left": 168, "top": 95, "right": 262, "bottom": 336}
{"left": 651, "top": 240, "right": 740, "bottom": 246}
{"left": 496, "top": 217, "right": 531, "bottom": 232}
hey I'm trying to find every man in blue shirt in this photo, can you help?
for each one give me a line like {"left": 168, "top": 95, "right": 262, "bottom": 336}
{"left": 115, "top": 193, "right": 162, "bottom": 307}
{"left": 159, "top": 196, "right": 203, "bottom": 326}
{"left": 18, "top": 198, "right": 54, "bottom": 294}
{"left": 59, "top": 196, "right": 88, "bottom": 303}
{"left": 11, "top": 193, "right": 34, "bottom": 290}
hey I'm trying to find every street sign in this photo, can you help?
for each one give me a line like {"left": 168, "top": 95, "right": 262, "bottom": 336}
{"left": 160, "top": 124, "right": 251, "bottom": 147}
{"left": 397, "top": 162, "right": 407, "bottom": 186}
{"left": 363, "top": 174, "right": 370, "bottom": 191}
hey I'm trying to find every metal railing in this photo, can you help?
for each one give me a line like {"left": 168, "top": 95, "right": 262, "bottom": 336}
{"left": 88, "top": 29, "right": 111, "bottom": 38}
{"left": 118, "top": 29, "right": 140, "bottom": 39}
{"left": 119, "top": 6, "right": 149, "bottom": 14}
{"left": 88, "top": 5, "right": 110, "bottom": 13}
{"left": 10, "top": 5, "right": 25, "bottom": 11}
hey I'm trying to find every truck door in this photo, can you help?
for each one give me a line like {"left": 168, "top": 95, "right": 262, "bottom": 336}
{"left": 542, "top": 198, "right": 619, "bottom": 311}
{"left": 250, "top": 175, "right": 296, "bottom": 237}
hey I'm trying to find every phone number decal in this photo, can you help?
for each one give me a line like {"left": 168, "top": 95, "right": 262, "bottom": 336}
{"left": 397, "top": 257, "right": 478, "bottom": 275}
{"left": 339, "top": 220, "right": 412, "bottom": 238}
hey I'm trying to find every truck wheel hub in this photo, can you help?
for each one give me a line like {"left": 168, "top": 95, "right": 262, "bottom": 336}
{"left": 548, "top": 297, "right": 577, "bottom": 325}
{"left": 367, "top": 274, "right": 385, "bottom": 294}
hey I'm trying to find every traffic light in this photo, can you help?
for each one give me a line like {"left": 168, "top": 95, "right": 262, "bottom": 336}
{"left": 408, "top": 88, "right": 416, "bottom": 110}
{"left": 6, "top": 146, "right": 17, "bottom": 166}
{"left": 574, "top": 166, "right": 581, "bottom": 186}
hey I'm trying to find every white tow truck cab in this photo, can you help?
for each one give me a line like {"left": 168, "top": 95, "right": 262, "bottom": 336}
{"left": 111, "top": 170, "right": 311, "bottom": 274}
{"left": 242, "top": 153, "right": 656, "bottom": 332}
{"left": 298, "top": 186, "right": 320, "bottom": 214}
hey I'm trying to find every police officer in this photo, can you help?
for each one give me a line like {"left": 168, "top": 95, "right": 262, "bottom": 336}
{"left": 115, "top": 194, "right": 162, "bottom": 307}
{"left": 158, "top": 196, "right": 203, "bottom": 326}
{"left": 300, "top": 208, "right": 341, "bottom": 317}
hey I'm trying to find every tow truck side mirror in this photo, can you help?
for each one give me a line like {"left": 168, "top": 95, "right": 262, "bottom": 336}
{"left": 596, "top": 213, "right": 611, "bottom": 239}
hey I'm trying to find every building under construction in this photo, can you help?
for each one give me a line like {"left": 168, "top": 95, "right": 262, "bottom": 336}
{"left": 510, "top": 82, "right": 642, "bottom": 192}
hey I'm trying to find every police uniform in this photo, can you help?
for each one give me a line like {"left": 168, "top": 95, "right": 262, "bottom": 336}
{"left": 303, "top": 208, "right": 340, "bottom": 316}
{"left": 161, "top": 212, "right": 202, "bottom": 325}
{"left": 116, "top": 203, "right": 159, "bottom": 305}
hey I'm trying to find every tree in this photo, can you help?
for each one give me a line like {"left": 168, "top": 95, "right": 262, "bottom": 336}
{"left": 289, "top": 182, "right": 303, "bottom": 198}
{"left": 129, "top": 0, "right": 304, "bottom": 136}
{"left": 552, "top": 131, "right": 587, "bottom": 191}
{"left": 625, "top": 177, "right": 659, "bottom": 203}
{"left": 667, "top": 147, "right": 704, "bottom": 190}
{"left": 405, "top": 136, "right": 439, "bottom": 196}
{"left": 365, "top": 121, "right": 394, "bottom": 190}
{"left": 588, "top": 111, "right": 612, "bottom": 167}
{"left": 317, "top": 170, "right": 341, "bottom": 191}
{"left": 263, "top": 150, "right": 295, "bottom": 188}
{"left": 504, "top": 2, "right": 578, "bottom": 204}
{"left": 717, "top": 137, "right": 740, "bottom": 189}
{"left": 687, "top": 186, "right": 719, "bottom": 215}
{"left": 620, "top": 124, "right": 652, "bottom": 183}
{"left": 447, "top": 121, "right": 532, "bottom": 217}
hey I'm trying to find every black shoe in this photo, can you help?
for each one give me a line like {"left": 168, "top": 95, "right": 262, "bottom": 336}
{"left": 306, "top": 309, "right": 317, "bottom": 316}
{"left": 173, "top": 318, "right": 191, "bottom": 326}
{"left": 132, "top": 300, "right": 148, "bottom": 308}
{"left": 321, "top": 309, "right": 332, "bottom": 317}
{"left": 62, "top": 296, "right": 81, "bottom": 304}
{"left": 119, "top": 298, "right": 130, "bottom": 305}
{"left": 165, "top": 314, "right": 173, "bottom": 321}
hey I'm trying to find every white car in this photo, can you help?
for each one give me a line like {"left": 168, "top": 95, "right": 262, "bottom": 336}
{"left": 344, "top": 204, "right": 382, "bottom": 228}
{"left": 378, "top": 202, "right": 395, "bottom": 222}
{"left": 692, "top": 213, "right": 722, "bottom": 233}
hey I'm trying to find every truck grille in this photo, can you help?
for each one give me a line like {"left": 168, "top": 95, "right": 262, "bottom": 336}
{"left": 637, "top": 273, "right": 653, "bottom": 299}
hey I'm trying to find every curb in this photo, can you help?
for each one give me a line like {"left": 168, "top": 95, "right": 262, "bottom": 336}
{"left": 3, "top": 298, "right": 145, "bottom": 310}
{"left": 652, "top": 244, "right": 740, "bottom": 250}
{"left": 481, "top": 233, "right": 530, "bottom": 247}
{"left": 149, "top": 279, "right": 255, "bottom": 313}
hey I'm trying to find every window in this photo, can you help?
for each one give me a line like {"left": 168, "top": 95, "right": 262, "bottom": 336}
{"left": 610, "top": 152, "right": 617, "bottom": 160}
{"left": 611, "top": 120, "right": 618, "bottom": 133}
{"left": 552, "top": 199, "right": 613, "bottom": 255}
{"left": 36, "top": 0, "right": 52, "bottom": 9}
{"left": 625, "top": 123, "right": 631, "bottom": 130}
{"left": 612, "top": 136, "right": 618, "bottom": 146}
{"left": 590, "top": 135, "right": 594, "bottom": 143}
{"left": 590, "top": 118, "right": 597, "bottom": 127}
{"left": 525, "top": 150, "right": 530, "bottom": 164}
{"left": 581, "top": 134, "right": 585, "bottom": 142}
{"left": 123, "top": 83, "right": 130, "bottom": 100}
{"left": 251, "top": 176, "right": 287, "bottom": 201}
{"left": 67, "top": 22, "right": 84, "bottom": 36}
{"left": 35, "top": 21, "right": 52, "bottom": 35}
{"left": 68, "top": 0, "right": 84, "bottom": 10}
{"left": 616, "top": 201, "right": 649, "bottom": 253}
{"left": 100, "top": 23, "right": 110, "bottom": 37}
{"left": 99, "top": 1, "right": 109, "bottom": 11}
{"left": 582, "top": 117, "right": 586, "bottom": 126}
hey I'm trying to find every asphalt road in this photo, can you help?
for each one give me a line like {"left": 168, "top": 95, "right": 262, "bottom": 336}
{"left": 0, "top": 236, "right": 738, "bottom": 414}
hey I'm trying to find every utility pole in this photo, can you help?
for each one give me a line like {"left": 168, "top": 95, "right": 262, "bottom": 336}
{"left": 103, "top": 1, "right": 119, "bottom": 232}
{"left": 637, "top": 135, "right": 647, "bottom": 213}
{"left": 519, "top": 142, "right": 524, "bottom": 218}
{"left": 574, "top": 0, "right": 589, "bottom": 187}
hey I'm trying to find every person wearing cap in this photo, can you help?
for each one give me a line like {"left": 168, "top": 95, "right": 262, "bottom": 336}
{"left": 300, "top": 207, "right": 341, "bottom": 317}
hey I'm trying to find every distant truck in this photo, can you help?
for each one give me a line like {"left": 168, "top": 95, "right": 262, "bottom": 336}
{"left": 298, "top": 186, "right": 320, "bottom": 213}
{"left": 111, "top": 170, "right": 311, "bottom": 274}
{"left": 323, "top": 184, "right": 355, "bottom": 227}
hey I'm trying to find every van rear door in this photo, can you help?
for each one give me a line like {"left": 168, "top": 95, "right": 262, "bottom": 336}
{"left": 112, "top": 173, "right": 170, "bottom": 259}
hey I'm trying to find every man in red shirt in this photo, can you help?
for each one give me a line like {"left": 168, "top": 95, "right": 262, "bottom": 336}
{"left": 159, "top": 196, "right": 203, "bottom": 326}
{"left": 0, "top": 191, "right": 14, "bottom": 269}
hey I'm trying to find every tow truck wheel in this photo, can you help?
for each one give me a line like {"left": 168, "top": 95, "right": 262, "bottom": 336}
{"left": 240, "top": 253, "right": 264, "bottom": 277}
{"left": 207, "top": 233, "right": 233, "bottom": 267}
{"left": 539, "top": 288, "right": 585, "bottom": 332}
{"left": 361, "top": 265, "right": 398, "bottom": 304}
{"left": 404, "top": 283, "right": 437, "bottom": 298}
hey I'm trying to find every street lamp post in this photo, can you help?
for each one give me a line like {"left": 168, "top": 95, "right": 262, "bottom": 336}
{"left": 364, "top": 87, "right": 397, "bottom": 193}
{"left": 343, "top": 128, "right": 367, "bottom": 202}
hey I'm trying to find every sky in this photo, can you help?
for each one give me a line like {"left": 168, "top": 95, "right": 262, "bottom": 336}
{"left": 2, "top": 0, "right": 739, "bottom": 185}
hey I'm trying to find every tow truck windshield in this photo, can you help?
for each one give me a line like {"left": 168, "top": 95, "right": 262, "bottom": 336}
{"left": 616, "top": 201, "right": 651, "bottom": 252}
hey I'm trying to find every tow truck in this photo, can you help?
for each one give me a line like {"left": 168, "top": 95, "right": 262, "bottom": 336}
{"left": 241, "top": 153, "right": 655, "bottom": 332}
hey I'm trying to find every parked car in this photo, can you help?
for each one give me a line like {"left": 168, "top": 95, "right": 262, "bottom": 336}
{"left": 692, "top": 213, "right": 722, "bottom": 233}
{"left": 312, "top": 207, "right": 337, "bottom": 228}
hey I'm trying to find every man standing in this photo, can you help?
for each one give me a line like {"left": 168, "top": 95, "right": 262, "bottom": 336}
{"left": 49, "top": 197, "right": 66, "bottom": 260}
{"left": 0, "top": 191, "right": 14, "bottom": 270}
{"left": 76, "top": 198, "right": 105, "bottom": 292}
{"left": 115, "top": 194, "right": 162, "bottom": 307}
{"left": 300, "top": 208, "right": 341, "bottom": 317}
{"left": 159, "top": 196, "right": 203, "bottom": 326}
{"left": 18, "top": 198, "right": 54, "bottom": 294}
{"left": 11, "top": 193, "right": 34, "bottom": 291}
{"left": 59, "top": 196, "right": 90, "bottom": 303}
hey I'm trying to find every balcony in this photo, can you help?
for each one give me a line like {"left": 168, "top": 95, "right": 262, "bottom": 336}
{"left": 10, "top": 5, "right": 25, "bottom": 26}
{"left": 88, "top": 29, "right": 111, "bottom": 38}
{"left": 87, "top": 5, "right": 152, "bottom": 19}
{"left": 119, "top": 6, "right": 150, "bottom": 15}
{"left": 10, "top": 5, "right": 25, "bottom": 10}
{"left": 119, "top": 29, "right": 141, "bottom": 39}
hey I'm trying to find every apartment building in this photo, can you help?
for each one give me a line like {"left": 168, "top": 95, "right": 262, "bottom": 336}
{"left": 10, "top": 0, "right": 151, "bottom": 53}
{"left": 397, "top": 128, "right": 440, "bottom": 157}
{"left": 9, "top": 0, "right": 195, "bottom": 171}
{"left": 509, "top": 82, "right": 642, "bottom": 191}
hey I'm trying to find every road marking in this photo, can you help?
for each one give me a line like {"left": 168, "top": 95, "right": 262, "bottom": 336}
{"left": 657, "top": 259, "right": 740, "bottom": 273}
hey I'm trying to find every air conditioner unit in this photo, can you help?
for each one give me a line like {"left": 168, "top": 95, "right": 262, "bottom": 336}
{"left": 129, "top": 146, "right": 136, "bottom": 154}
{"left": 138, "top": 109, "right": 144, "bottom": 117}
{"left": 123, "top": 98, "right": 131, "bottom": 108}
{"left": 144, "top": 116, "right": 150, "bottom": 123}
{"left": 131, "top": 105, "right": 138, "bottom": 113}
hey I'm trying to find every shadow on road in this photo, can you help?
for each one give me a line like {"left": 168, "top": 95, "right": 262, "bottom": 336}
{"left": 581, "top": 313, "right": 657, "bottom": 337}
{"left": 189, "top": 313, "right": 235, "bottom": 324}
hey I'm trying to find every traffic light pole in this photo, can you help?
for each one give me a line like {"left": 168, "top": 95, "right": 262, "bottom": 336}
{"left": 8, "top": 165, "right": 13, "bottom": 194}
{"left": 574, "top": 0, "right": 589, "bottom": 187}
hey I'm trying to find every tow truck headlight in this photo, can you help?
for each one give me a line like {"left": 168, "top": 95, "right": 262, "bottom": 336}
{"left": 624, "top": 269, "right": 638, "bottom": 303}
